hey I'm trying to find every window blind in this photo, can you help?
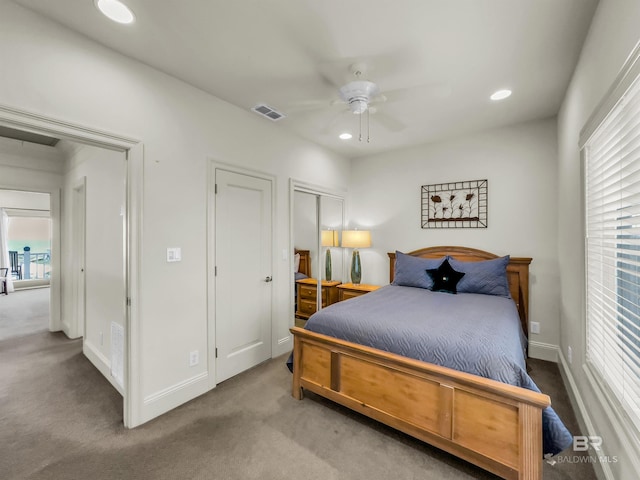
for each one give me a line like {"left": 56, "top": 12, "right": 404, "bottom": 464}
{"left": 585, "top": 72, "right": 640, "bottom": 433}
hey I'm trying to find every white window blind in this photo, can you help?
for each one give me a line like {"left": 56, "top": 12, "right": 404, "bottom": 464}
{"left": 585, "top": 72, "right": 640, "bottom": 433}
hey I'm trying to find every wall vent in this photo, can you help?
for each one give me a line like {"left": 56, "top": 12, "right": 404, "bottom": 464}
{"left": 252, "top": 104, "right": 286, "bottom": 122}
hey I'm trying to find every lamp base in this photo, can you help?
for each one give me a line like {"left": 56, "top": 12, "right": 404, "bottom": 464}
{"left": 325, "top": 249, "right": 332, "bottom": 281}
{"left": 351, "top": 249, "right": 362, "bottom": 285}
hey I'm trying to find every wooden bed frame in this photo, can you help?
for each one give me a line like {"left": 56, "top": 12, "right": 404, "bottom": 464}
{"left": 294, "top": 249, "right": 311, "bottom": 277}
{"left": 290, "top": 246, "right": 547, "bottom": 480}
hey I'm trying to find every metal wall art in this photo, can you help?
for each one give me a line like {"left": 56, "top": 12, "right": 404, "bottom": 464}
{"left": 421, "top": 179, "right": 487, "bottom": 228}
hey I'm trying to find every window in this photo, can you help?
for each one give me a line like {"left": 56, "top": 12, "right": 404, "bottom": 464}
{"left": 584, "top": 69, "right": 640, "bottom": 432}
{"left": 7, "top": 216, "right": 51, "bottom": 280}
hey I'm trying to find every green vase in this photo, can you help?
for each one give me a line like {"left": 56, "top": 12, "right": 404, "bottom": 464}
{"left": 325, "top": 249, "right": 332, "bottom": 281}
{"left": 351, "top": 249, "right": 362, "bottom": 284}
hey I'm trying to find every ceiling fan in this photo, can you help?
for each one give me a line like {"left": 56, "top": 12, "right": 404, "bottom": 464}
{"left": 333, "top": 63, "right": 400, "bottom": 142}
{"left": 289, "top": 61, "right": 449, "bottom": 143}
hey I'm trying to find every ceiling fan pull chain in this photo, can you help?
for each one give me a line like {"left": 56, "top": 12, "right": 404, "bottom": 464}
{"left": 367, "top": 109, "right": 371, "bottom": 143}
{"left": 359, "top": 110, "right": 363, "bottom": 142}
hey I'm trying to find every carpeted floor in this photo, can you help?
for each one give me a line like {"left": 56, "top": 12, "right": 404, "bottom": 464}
{"left": 0, "top": 315, "right": 597, "bottom": 479}
{"left": 0, "top": 287, "right": 50, "bottom": 341}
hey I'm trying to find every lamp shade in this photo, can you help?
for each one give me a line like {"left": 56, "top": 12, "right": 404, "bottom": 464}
{"left": 321, "top": 230, "right": 339, "bottom": 247}
{"left": 341, "top": 230, "right": 371, "bottom": 249}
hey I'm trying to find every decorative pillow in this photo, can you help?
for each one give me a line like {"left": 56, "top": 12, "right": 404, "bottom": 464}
{"left": 426, "top": 258, "right": 465, "bottom": 294}
{"left": 294, "top": 253, "right": 300, "bottom": 273}
{"left": 448, "top": 255, "right": 511, "bottom": 298}
{"left": 392, "top": 251, "right": 447, "bottom": 289}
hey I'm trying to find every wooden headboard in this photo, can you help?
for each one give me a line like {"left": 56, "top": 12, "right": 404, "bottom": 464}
{"left": 295, "top": 249, "right": 311, "bottom": 277}
{"left": 388, "top": 246, "right": 532, "bottom": 338}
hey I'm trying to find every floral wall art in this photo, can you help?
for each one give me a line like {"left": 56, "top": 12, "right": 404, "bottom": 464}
{"left": 421, "top": 179, "right": 487, "bottom": 228}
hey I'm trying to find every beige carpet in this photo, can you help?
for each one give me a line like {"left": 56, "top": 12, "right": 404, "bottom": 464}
{"left": 0, "top": 329, "right": 597, "bottom": 479}
{"left": 0, "top": 287, "right": 50, "bottom": 341}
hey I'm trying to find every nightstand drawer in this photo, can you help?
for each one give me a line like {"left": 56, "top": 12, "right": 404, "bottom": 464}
{"left": 337, "top": 283, "right": 381, "bottom": 302}
{"left": 298, "top": 299, "right": 317, "bottom": 316}
{"left": 339, "top": 289, "right": 366, "bottom": 301}
{"left": 299, "top": 285, "right": 317, "bottom": 300}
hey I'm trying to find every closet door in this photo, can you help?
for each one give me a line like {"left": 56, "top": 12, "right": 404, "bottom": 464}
{"left": 293, "top": 190, "right": 319, "bottom": 327}
{"left": 319, "top": 195, "right": 344, "bottom": 307}
{"left": 292, "top": 188, "right": 344, "bottom": 327}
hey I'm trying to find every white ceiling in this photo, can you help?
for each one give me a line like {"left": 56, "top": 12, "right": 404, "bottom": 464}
{"left": 13, "top": 0, "right": 599, "bottom": 158}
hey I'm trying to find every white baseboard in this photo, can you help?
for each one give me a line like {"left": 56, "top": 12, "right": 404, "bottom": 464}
{"left": 557, "top": 352, "right": 618, "bottom": 480}
{"left": 83, "top": 340, "right": 124, "bottom": 396}
{"left": 141, "top": 372, "right": 210, "bottom": 424}
{"left": 528, "top": 340, "right": 559, "bottom": 362}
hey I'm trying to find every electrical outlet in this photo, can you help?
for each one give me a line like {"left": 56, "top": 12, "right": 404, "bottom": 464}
{"left": 189, "top": 350, "right": 199, "bottom": 367}
{"left": 567, "top": 346, "right": 573, "bottom": 364}
{"left": 530, "top": 322, "right": 540, "bottom": 334}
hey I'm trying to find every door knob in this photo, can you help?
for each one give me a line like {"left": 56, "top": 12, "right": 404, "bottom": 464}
{"left": 264, "top": 276, "right": 273, "bottom": 282}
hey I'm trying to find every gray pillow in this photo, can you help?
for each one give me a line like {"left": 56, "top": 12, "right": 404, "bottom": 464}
{"left": 448, "top": 256, "right": 511, "bottom": 298}
{"left": 392, "top": 251, "right": 447, "bottom": 289}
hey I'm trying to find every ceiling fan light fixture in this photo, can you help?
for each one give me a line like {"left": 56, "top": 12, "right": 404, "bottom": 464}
{"left": 339, "top": 80, "right": 379, "bottom": 114}
{"left": 95, "top": 0, "right": 135, "bottom": 24}
{"left": 339, "top": 133, "right": 352, "bottom": 140}
{"left": 490, "top": 89, "right": 512, "bottom": 101}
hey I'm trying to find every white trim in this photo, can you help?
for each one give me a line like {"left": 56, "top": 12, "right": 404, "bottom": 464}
{"left": 144, "top": 372, "right": 209, "bottom": 405}
{"left": 528, "top": 341, "right": 559, "bottom": 362}
{"left": 141, "top": 372, "right": 210, "bottom": 424}
{"left": 580, "top": 39, "right": 640, "bottom": 147}
{"left": 83, "top": 340, "right": 124, "bottom": 396}
{"left": 557, "top": 352, "right": 619, "bottom": 480}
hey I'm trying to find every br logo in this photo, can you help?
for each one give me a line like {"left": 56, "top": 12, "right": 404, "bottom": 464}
{"left": 573, "top": 436, "right": 602, "bottom": 451}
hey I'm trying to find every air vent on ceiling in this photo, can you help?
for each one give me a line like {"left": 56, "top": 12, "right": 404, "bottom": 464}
{"left": 0, "top": 125, "right": 60, "bottom": 147}
{"left": 252, "top": 104, "right": 286, "bottom": 122}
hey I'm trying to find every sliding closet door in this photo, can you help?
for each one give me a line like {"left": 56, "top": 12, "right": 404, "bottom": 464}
{"left": 318, "top": 196, "right": 343, "bottom": 312}
{"left": 292, "top": 190, "right": 318, "bottom": 328}
{"left": 292, "top": 186, "right": 344, "bottom": 327}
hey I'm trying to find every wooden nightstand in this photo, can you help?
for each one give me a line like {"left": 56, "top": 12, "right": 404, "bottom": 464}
{"left": 295, "top": 278, "right": 341, "bottom": 321}
{"left": 337, "top": 283, "right": 381, "bottom": 301}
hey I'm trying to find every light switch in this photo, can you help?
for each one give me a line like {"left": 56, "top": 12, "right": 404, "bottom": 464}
{"left": 167, "top": 247, "right": 181, "bottom": 262}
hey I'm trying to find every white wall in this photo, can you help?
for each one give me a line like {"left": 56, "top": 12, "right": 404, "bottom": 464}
{"left": 0, "top": 189, "right": 50, "bottom": 211}
{"left": 349, "top": 118, "right": 560, "bottom": 357}
{"left": 62, "top": 144, "right": 126, "bottom": 392}
{"left": 558, "top": 0, "right": 640, "bottom": 477}
{"left": 0, "top": 2, "right": 350, "bottom": 424}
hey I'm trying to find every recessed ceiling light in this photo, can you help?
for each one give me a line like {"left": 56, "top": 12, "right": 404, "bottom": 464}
{"left": 95, "top": 0, "right": 135, "bottom": 24}
{"left": 490, "top": 89, "right": 512, "bottom": 101}
{"left": 339, "top": 133, "right": 352, "bottom": 140}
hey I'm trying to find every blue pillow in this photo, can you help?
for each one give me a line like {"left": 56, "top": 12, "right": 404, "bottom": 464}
{"left": 392, "top": 251, "right": 447, "bottom": 289}
{"left": 447, "top": 256, "right": 511, "bottom": 298}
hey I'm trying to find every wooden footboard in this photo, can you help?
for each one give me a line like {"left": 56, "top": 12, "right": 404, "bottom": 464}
{"left": 290, "top": 326, "right": 549, "bottom": 480}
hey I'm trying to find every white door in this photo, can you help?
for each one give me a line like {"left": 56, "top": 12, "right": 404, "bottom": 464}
{"left": 72, "top": 180, "right": 86, "bottom": 338}
{"left": 215, "top": 169, "right": 272, "bottom": 382}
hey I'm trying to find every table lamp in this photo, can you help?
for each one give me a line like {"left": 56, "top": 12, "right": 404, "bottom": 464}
{"left": 341, "top": 230, "right": 371, "bottom": 285}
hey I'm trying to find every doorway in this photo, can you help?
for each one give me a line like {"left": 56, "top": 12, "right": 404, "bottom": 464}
{"left": 0, "top": 105, "right": 143, "bottom": 427}
{"left": 211, "top": 167, "right": 273, "bottom": 383}
{"left": 0, "top": 189, "right": 52, "bottom": 340}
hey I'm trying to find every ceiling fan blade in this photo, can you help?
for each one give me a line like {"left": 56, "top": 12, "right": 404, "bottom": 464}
{"left": 383, "top": 83, "right": 452, "bottom": 104}
{"left": 371, "top": 110, "right": 406, "bottom": 132}
{"left": 320, "top": 109, "right": 351, "bottom": 134}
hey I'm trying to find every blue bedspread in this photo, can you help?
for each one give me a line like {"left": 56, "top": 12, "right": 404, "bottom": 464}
{"left": 288, "top": 284, "right": 572, "bottom": 456}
